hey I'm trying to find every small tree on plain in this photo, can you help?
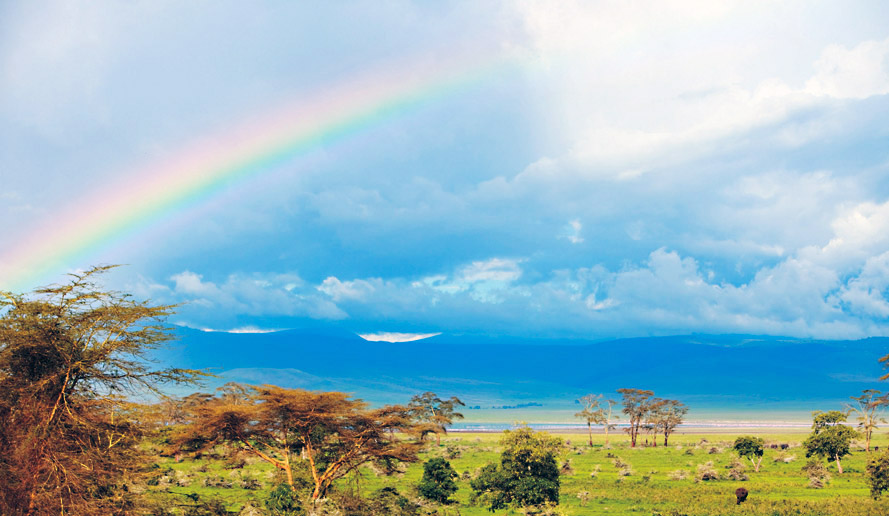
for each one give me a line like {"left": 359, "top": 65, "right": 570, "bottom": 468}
{"left": 575, "top": 394, "right": 602, "bottom": 446}
{"left": 617, "top": 388, "right": 654, "bottom": 447}
{"left": 417, "top": 458, "right": 459, "bottom": 504}
{"left": 803, "top": 410, "right": 859, "bottom": 474}
{"left": 733, "top": 436, "right": 765, "bottom": 472}
{"left": 470, "top": 426, "right": 562, "bottom": 511}
{"left": 408, "top": 392, "right": 465, "bottom": 446}
{"left": 845, "top": 389, "right": 888, "bottom": 453}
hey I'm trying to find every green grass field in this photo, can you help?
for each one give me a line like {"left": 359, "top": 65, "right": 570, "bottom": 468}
{"left": 148, "top": 430, "right": 889, "bottom": 515}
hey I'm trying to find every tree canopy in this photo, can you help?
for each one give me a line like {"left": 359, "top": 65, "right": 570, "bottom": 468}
{"left": 407, "top": 391, "right": 465, "bottom": 446}
{"left": 617, "top": 388, "right": 654, "bottom": 447}
{"left": 0, "top": 266, "right": 203, "bottom": 515}
{"left": 174, "top": 384, "right": 420, "bottom": 500}
{"left": 470, "top": 426, "right": 562, "bottom": 511}
{"left": 733, "top": 436, "right": 765, "bottom": 472}
{"left": 804, "top": 410, "right": 859, "bottom": 474}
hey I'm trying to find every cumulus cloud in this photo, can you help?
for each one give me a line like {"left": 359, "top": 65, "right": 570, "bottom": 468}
{"left": 318, "top": 277, "right": 377, "bottom": 302}
{"left": 510, "top": 3, "right": 889, "bottom": 179}
{"left": 806, "top": 37, "right": 889, "bottom": 99}
{"left": 127, "top": 270, "right": 347, "bottom": 326}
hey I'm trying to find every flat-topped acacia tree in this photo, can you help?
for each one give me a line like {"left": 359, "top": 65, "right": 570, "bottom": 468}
{"left": 0, "top": 266, "right": 203, "bottom": 515}
{"left": 846, "top": 389, "right": 888, "bottom": 453}
{"left": 653, "top": 399, "right": 687, "bottom": 446}
{"left": 617, "top": 388, "right": 654, "bottom": 447}
{"left": 175, "top": 385, "right": 421, "bottom": 500}
{"left": 575, "top": 394, "right": 618, "bottom": 446}
{"left": 408, "top": 391, "right": 465, "bottom": 446}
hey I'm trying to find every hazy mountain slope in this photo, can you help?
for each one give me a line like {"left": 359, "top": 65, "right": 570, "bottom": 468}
{"left": 157, "top": 328, "right": 889, "bottom": 416}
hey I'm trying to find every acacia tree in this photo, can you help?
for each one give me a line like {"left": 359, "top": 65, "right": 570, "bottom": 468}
{"left": 0, "top": 266, "right": 202, "bottom": 515}
{"left": 845, "top": 389, "right": 888, "bottom": 452}
{"left": 617, "top": 388, "right": 654, "bottom": 447}
{"left": 596, "top": 398, "right": 619, "bottom": 446}
{"left": 804, "top": 410, "right": 859, "bottom": 474}
{"left": 575, "top": 394, "right": 618, "bottom": 447}
{"left": 408, "top": 391, "right": 465, "bottom": 446}
{"left": 175, "top": 385, "right": 420, "bottom": 500}
{"left": 658, "top": 399, "right": 687, "bottom": 446}
{"left": 575, "top": 394, "right": 602, "bottom": 446}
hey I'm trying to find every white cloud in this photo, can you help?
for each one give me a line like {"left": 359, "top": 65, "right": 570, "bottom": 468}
{"left": 318, "top": 277, "right": 377, "bottom": 302}
{"left": 459, "top": 258, "right": 522, "bottom": 283}
{"left": 509, "top": 2, "right": 889, "bottom": 179}
{"left": 560, "top": 219, "right": 583, "bottom": 244}
{"left": 358, "top": 332, "right": 441, "bottom": 343}
{"left": 145, "top": 270, "right": 347, "bottom": 323}
{"left": 806, "top": 37, "right": 889, "bottom": 99}
{"left": 201, "top": 326, "right": 282, "bottom": 334}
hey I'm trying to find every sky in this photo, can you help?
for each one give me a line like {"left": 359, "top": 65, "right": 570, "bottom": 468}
{"left": 2, "top": 1, "right": 889, "bottom": 340}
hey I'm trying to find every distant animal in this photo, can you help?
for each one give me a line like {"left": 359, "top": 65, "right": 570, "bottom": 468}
{"left": 735, "top": 487, "right": 749, "bottom": 505}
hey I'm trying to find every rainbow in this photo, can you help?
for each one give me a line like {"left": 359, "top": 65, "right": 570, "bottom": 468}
{"left": 1, "top": 53, "right": 514, "bottom": 292}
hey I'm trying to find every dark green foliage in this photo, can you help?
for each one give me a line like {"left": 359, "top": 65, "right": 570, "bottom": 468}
{"left": 470, "top": 427, "right": 561, "bottom": 511}
{"left": 733, "top": 436, "right": 765, "bottom": 471}
{"left": 867, "top": 451, "right": 889, "bottom": 498}
{"left": 733, "top": 436, "right": 764, "bottom": 459}
{"left": 804, "top": 411, "right": 859, "bottom": 473}
{"left": 418, "top": 457, "right": 459, "bottom": 503}
{"left": 367, "top": 487, "right": 419, "bottom": 515}
{"left": 265, "top": 482, "right": 304, "bottom": 516}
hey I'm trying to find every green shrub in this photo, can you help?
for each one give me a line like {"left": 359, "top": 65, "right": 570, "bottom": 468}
{"left": 265, "top": 483, "right": 304, "bottom": 516}
{"left": 417, "top": 458, "right": 459, "bottom": 503}
{"left": 867, "top": 451, "right": 889, "bottom": 498}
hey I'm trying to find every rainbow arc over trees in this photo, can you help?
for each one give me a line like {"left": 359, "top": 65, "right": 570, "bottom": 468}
{"left": 1, "top": 54, "right": 511, "bottom": 292}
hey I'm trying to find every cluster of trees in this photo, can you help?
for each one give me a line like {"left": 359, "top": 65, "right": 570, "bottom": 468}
{"left": 576, "top": 389, "right": 687, "bottom": 448}
{"left": 0, "top": 268, "right": 472, "bottom": 515}
{"left": 9, "top": 267, "right": 889, "bottom": 512}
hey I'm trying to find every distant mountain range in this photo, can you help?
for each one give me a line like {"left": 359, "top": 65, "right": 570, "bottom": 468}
{"left": 155, "top": 328, "right": 889, "bottom": 422}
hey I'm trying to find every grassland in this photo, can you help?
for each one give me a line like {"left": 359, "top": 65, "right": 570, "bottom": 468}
{"left": 147, "top": 429, "right": 889, "bottom": 515}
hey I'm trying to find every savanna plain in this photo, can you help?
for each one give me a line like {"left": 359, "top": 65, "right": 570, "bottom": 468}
{"left": 144, "top": 428, "right": 889, "bottom": 516}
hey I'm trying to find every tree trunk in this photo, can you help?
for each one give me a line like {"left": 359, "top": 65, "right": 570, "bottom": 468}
{"left": 604, "top": 424, "right": 610, "bottom": 445}
{"left": 283, "top": 450, "right": 295, "bottom": 492}
{"left": 835, "top": 454, "right": 843, "bottom": 474}
{"left": 663, "top": 432, "right": 669, "bottom": 446}
{"left": 587, "top": 422, "right": 593, "bottom": 447}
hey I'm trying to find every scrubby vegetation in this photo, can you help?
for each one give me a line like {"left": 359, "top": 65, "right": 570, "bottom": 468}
{"left": 5, "top": 269, "right": 889, "bottom": 515}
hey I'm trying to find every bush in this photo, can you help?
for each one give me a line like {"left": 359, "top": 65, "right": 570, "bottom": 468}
{"left": 867, "top": 451, "right": 889, "bottom": 498}
{"left": 802, "top": 459, "right": 831, "bottom": 489}
{"left": 470, "top": 427, "right": 561, "bottom": 511}
{"left": 668, "top": 470, "right": 688, "bottom": 481}
{"left": 264, "top": 483, "right": 303, "bottom": 516}
{"left": 368, "top": 487, "right": 419, "bottom": 516}
{"left": 695, "top": 462, "right": 719, "bottom": 482}
{"left": 417, "top": 458, "right": 459, "bottom": 503}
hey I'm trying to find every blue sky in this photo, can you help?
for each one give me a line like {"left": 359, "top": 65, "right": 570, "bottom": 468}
{"left": 3, "top": 1, "right": 889, "bottom": 340}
